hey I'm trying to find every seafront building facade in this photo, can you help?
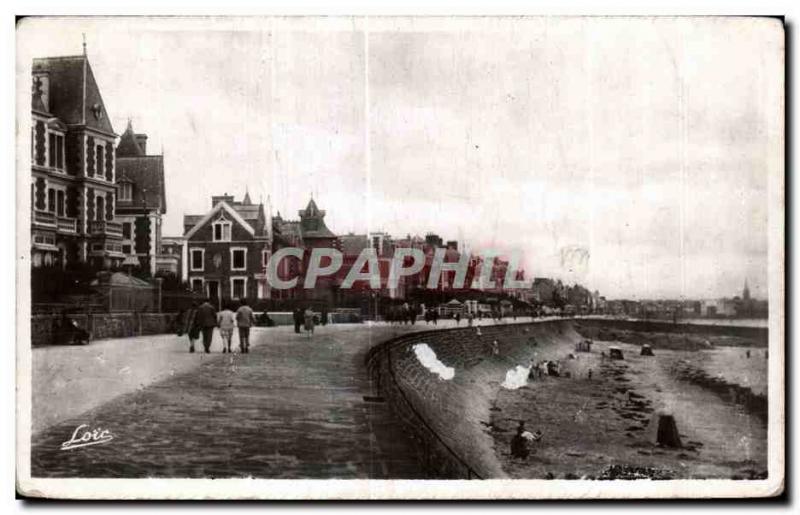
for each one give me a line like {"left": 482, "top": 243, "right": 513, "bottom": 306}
{"left": 181, "top": 193, "right": 272, "bottom": 305}
{"left": 30, "top": 52, "right": 123, "bottom": 269}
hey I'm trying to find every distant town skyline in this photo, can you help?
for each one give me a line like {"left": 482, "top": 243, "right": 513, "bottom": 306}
{"left": 18, "top": 17, "right": 780, "bottom": 300}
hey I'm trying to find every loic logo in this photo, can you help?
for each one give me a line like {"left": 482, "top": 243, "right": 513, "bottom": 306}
{"left": 60, "top": 424, "right": 114, "bottom": 451}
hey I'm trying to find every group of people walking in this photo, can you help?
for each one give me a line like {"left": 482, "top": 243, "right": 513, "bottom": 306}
{"left": 179, "top": 299, "right": 256, "bottom": 354}
{"left": 293, "top": 307, "right": 323, "bottom": 337}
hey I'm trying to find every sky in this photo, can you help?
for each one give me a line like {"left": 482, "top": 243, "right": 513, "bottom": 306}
{"left": 18, "top": 17, "right": 782, "bottom": 300}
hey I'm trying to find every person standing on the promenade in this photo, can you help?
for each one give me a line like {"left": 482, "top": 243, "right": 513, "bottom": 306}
{"left": 236, "top": 299, "right": 255, "bottom": 353}
{"left": 183, "top": 302, "right": 200, "bottom": 353}
{"left": 196, "top": 299, "right": 218, "bottom": 353}
{"left": 304, "top": 307, "right": 315, "bottom": 337}
{"left": 293, "top": 307, "right": 303, "bottom": 334}
{"left": 217, "top": 303, "right": 236, "bottom": 353}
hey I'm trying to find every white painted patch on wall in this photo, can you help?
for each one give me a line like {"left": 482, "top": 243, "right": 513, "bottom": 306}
{"left": 501, "top": 365, "right": 531, "bottom": 390}
{"left": 412, "top": 343, "right": 455, "bottom": 380}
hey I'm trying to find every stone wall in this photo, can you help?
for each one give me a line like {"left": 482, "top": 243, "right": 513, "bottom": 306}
{"left": 367, "top": 320, "right": 583, "bottom": 479}
{"left": 31, "top": 312, "right": 179, "bottom": 346}
{"left": 574, "top": 318, "right": 768, "bottom": 344}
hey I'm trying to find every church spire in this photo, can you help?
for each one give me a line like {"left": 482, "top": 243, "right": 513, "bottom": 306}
{"left": 243, "top": 187, "right": 252, "bottom": 205}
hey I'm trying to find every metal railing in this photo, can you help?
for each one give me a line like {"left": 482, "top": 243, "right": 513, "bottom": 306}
{"left": 56, "top": 216, "right": 77, "bottom": 233}
{"left": 88, "top": 220, "right": 123, "bottom": 237}
{"left": 32, "top": 210, "right": 56, "bottom": 227}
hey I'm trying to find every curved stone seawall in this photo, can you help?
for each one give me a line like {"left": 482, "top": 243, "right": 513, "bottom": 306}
{"left": 366, "top": 320, "right": 583, "bottom": 479}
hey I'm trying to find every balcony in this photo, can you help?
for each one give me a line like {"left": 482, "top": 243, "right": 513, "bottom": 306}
{"left": 56, "top": 216, "right": 77, "bottom": 234}
{"left": 32, "top": 210, "right": 56, "bottom": 228}
{"left": 88, "top": 220, "right": 123, "bottom": 238}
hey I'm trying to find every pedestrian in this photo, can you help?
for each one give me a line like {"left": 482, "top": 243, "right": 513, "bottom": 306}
{"left": 467, "top": 312, "right": 474, "bottom": 327}
{"left": 492, "top": 340, "right": 499, "bottom": 356}
{"left": 455, "top": 312, "right": 461, "bottom": 326}
{"left": 235, "top": 298, "right": 255, "bottom": 353}
{"left": 321, "top": 307, "right": 329, "bottom": 326}
{"left": 183, "top": 302, "right": 200, "bottom": 353}
{"left": 217, "top": 302, "right": 236, "bottom": 353}
{"left": 196, "top": 298, "right": 218, "bottom": 353}
{"left": 293, "top": 307, "right": 303, "bottom": 334}
{"left": 304, "top": 306, "right": 316, "bottom": 337}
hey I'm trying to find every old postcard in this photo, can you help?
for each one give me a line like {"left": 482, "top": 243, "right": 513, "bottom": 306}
{"left": 15, "top": 16, "right": 784, "bottom": 500}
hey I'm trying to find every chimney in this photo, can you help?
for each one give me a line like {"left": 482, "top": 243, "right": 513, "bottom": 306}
{"left": 212, "top": 194, "right": 235, "bottom": 207}
{"left": 135, "top": 133, "right": 148, "bottom": 154}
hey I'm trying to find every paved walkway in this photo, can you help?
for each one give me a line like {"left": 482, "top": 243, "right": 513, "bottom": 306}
{"left": 30, "top": 322, "right": 462, "bottom": 478}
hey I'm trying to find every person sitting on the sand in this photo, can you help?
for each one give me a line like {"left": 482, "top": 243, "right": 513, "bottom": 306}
{"left": 510, "top": 422, "right": 530, "bottom": 459}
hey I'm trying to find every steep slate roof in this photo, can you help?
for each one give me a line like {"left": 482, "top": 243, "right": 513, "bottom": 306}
{"left": 183, "top": 215, "right": 204, "bottom": 232}
{"left": 115, "top": 121, "right": 145, "bottom": 157}
{"left": 184, "top": 201, "right": 256, "bottom": 239}
{"left": 183, "top": 197, "right": 268, "bottom": 238}
{"left": 298, "top": 197, "right": 336, "bottom": 239}
{"left": 339, "top": 234, "right": 370, "bottom": 256}
{"left": 116, "top": 156, "right": 166, "bottom": 213}
{"left": 115, "top": 122, "right": 166, "bottom": 214}
{"left": 32, "top": 55, "right": 115, "bottom": 135}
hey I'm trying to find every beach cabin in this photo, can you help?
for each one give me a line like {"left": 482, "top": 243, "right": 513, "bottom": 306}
{"left": 575, "top": 339, "right": 593, "bottom": 352}
{"left": 640, "top": 344, "right": 654, "bottom": 356}
{"left": 608, "top": 346, "right": 624, "bottom": 360}
{"left": 438, "top": 299, "right": 465, "bottom": 317}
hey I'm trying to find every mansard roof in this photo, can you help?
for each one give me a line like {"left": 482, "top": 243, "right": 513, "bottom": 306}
{"left": 32, "top": 55, "right": 115, "bottom": 135}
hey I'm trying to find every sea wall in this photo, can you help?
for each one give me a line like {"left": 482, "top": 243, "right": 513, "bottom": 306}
{"left": 367, "top": 319, "right": 584, "bottom": 479}
{"left": 573, "top": 318, "right": 768, "bottom": 346}
{"left": 31, "top": 312, "right": 178, "bottom": 346}
{"left": 369, "top": 317, "right": 770, "bottom": 479}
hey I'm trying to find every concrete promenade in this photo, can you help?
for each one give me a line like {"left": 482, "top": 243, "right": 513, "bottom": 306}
{"left": 30, "top": 319, "right": 503, "bottom": 478}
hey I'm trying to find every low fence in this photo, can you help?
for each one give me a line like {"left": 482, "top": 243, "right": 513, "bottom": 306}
{"left": 31, "top": 312, "right": 179, "bottom": 347}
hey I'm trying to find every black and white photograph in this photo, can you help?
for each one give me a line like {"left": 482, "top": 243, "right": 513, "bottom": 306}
{"left": 14, "top": 15, "right": 784, "bottom": 500}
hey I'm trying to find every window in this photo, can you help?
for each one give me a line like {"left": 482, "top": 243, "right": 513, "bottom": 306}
{"left": 231, "top": 248, "right": 247, "bottom": 271}
{"left": 95, "top": 196, "right": 104, "bottom": 221}
{"left": 191, "top": 278, "right": 204, "bottom": 293}
{"left": 96, "top": 145, "right": 104, "bottom": 178}
{"left": 212, "top": 215, "right": 232, "bottom": 242}
{"left": 119, "top": 182, "right": 132, "bottom": 201}
{"left": 48, "top": 133, "right": 56, "bottom": 167}
{"left": 122, "top": 222, "right": 132, "bottom": 239}
{"left": 56, "top": 135, "right": 64, "bottom": 170}
{"left": 262, "top": 249, "right": 270, "bottom": 268}
{"left": 122, "top": 244, "right": 132, "bottom": 255}
{"left": 190, "top": 248, "right": 205, "bottom": 271}
{"left": 56, "top": 190, "right": 65, "bottom": 216}
{"left": 48, "top": 134, "right": 64, "bottom": 170}
{"left": 47, "top": 188, "right": 55, "bottom": 212}
{"left": 231, "top": 277, "right": 246, "bottom": 299}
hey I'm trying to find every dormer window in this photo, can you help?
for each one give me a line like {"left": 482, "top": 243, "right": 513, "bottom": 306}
{"left": 119, "top": 181, "right": 132, "bottom": 201}
{"left": 213, "top": 213, "right": 232, "bottom": 242}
